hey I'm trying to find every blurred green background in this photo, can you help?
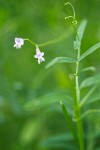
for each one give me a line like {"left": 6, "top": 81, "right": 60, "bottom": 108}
{"left": 0, "top": 0, "right": 100, "bottom": 150}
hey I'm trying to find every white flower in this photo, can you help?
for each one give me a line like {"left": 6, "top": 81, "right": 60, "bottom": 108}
{"left": 34, "top": 45, "right": 45, "bottom": 64}
{"left": 14, "top": 38, "right": 24, "bottom": 49}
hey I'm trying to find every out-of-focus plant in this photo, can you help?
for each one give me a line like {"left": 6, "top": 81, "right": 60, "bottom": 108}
{"left": 14, "top": 2, "right": 100, "bottom": 150}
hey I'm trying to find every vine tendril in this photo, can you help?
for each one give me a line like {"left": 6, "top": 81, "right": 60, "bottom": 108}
{"left": 65, "top": 2, "right": 77, "bottom": 25}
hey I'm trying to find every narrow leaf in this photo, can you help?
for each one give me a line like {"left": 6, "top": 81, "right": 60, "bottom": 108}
{"left": 80, "top": 66, "right": 96, "bottom": 73}
{"left": 60, "top": 101, "right": 78, "bottom": 146}
{"left": 80, "top": 74, "right": 100, "bottom": 88}
{"left": 77, "top": 20, "right": 87, "bottom": 42}
{"left": 80, "top": 86, "right": 97, "bottom": 107}
{"left": 79, "top": 42, "right": 100, "bottom": 61}
{"left": 78, "top": 109, "right": 100, "bottom": 121}
{"left": 46, "top": 57, "right": 76, "bottom": 68}
{"left": 86, "top": 92, "right": 100, "bottom": 105}
{"left": 74, "top": 20, "right": 87, "bottom": 50}
{"left": 39, "top": 133, "right": 76, "bottom": 149}
{"left": 24, "top": 91, "right": 73, "bottom": 111}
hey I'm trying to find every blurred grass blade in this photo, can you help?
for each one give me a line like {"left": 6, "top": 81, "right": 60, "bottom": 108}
{"left": 60, "top": 101, "right": 78, "bottom": 146}
{"left": 80, "top": 86, "right": 97, "bottom": 107}
{"left": 24, "top": 91, "right": 73, "bottom": 111}
{"left": 74, "top": 20, "right": 87, "bottom": 50}
{"left": 77, "top": 109, "right": 100, "bottom": 121}
{"left": 85, "top": 92, "right": 100, "bottom": 105}
{"left": 19, "top": 119, "right": 41, "bottom": 144}
{"left": 80, "top": 74, "right": 100, "bottom": 88}
{"left": 39, "top": 133, "right": 77, "bottom": 149}
{"left": 78, "top": 42, "right": 100, "bottom": 61}
{"left": 46, "top": 57, "right": 76, "bottom": 68}
{"left": 80, "top": 66, "right": 96, "bottom": 73}
{"left": 77, "top": 20, "right": 87, "bottom": 42}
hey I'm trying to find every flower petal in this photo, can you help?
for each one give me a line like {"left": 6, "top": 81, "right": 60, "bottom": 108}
{"left": 34, "top": 55, "right": 38, "bottom": 58}
{"left": 38, "top": 59, "right": 41, "bottom": 64}
{"left": 41, "top": 52, "right": 44, "bottom": 56}
{"left": 41, "top": 57, "right": 45, "bottom": 62}
{"left": 15, "top": 38, "right": 24, "bottom": 45}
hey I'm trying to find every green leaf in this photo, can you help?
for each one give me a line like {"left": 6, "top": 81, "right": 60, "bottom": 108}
{"left": 80, "top": 86, "right": 97, "bottom": 107}
{"left": 78, "top": 109, "right": 100, "bottom": 121}
{"left": 46, "top": 57, "right": 76, "bottom": 68}
{"left": 74, "top": 109, "right": 100, "bottom": 122}
{"left": 85, "top": 92, "right": 100, "bottom": 105}
{"left": 74, "top": 20, "right": 87, "bottom": 50}
{"left": 77, "top": 20, "right": 87, "bottom": 42}
{"left": 24, "top": 91, "right": 73, "bottom": 111}
{"left": 78, "top": 42, "right": 100, "bottom": 61}
{"left": 80, "top": 66, "right": 96, "bottom": 73}
{"left": 39, "top": 133, "right": 77, "bottom": 150}
{"left": 19, "top": 118, "right": 43, "bottom": 144}
{"left": 60, "top": 101, "right": 78, "bottom": 147}
{"left": 80, "top": 74, "right": 100, "bottom": 88}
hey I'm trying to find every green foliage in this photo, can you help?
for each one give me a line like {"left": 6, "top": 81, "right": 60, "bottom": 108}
{"left": 80, "top": 66, "right": 96, "bottom": 73}
{"left": 77, "top": 20, "right": 87, "bottom": 42}
{"left": 24, "top": 90, "right": 73, "bottom": 111}
{"left": 39, "top": 133, "right": 77, "bottom": 150}
{"left": 60, "top": 102, "right": 78, "bottom": 146}
{"left": 0, "top": 0, "right": 100, "bottom": 150}
{"left": 74, "top": 20, "right": 87, "bottom": 50}
{"left": 46, "top": 57, "right": 76, "bottom": 68}
{"left": 80, "top": 74, "right": 100, "bottom": 88}
{"left": 79, "top": 42, "right": 100, "bottom": 61}
{"left": 85, "top": 92, "right": 100, "bottom": 105}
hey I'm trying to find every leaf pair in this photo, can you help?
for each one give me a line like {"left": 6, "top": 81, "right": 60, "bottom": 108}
{"left": 46, "top": 20, "right": 100, "bottom": 68}
{"left": 46, "top": 41, "right": 100, "bottom": 68}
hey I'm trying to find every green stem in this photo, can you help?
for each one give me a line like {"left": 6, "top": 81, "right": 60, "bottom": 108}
{"left": 38, "top": 33, "right": 67, "bottom": 47}
{"left": 24, "top": 38, "right": 36, "bottom": 46}
{"left": 73, "top": 25, "right": 84, "bottom": 150}
{"left": 24, "top": 30, "right": 72, "bottom": 48}
{"left": 65, "top": 3, "right": 85, "bottom": 149}
{"left": 75, "top": 63, "right": 84, "bottom": 150}
{"left": 72, "top": 23, "right": 80, "bottom": 41}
